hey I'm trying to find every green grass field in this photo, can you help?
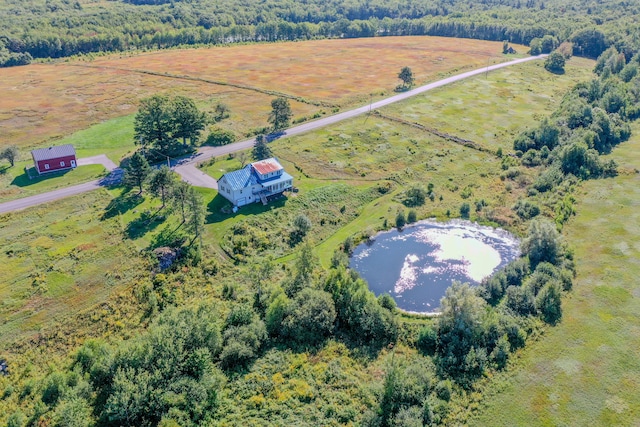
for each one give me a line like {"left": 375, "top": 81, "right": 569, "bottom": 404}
{"left": 0, "top": 162, "right": 106, "bottom": 202}
{"left": 470, "top": 124, "right": 640, "bottom": 426}
{"left": 0, "top": 189, "right": 149, "bottom": 346}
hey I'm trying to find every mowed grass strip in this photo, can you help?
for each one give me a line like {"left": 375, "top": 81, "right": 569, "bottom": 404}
{"left": 0, "top": 163, "right": 105, "bottom": 203}
{"left": 470, "top": 124, "right": 640, "bottom": 426}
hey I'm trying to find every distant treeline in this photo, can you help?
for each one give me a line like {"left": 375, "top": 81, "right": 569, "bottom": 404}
{"left": 1, "top": 0, "right": 640, "bottom": 66}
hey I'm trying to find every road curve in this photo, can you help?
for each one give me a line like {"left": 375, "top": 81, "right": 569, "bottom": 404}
{"left": 0, "top": 55, "right": 547, "bottom": 213}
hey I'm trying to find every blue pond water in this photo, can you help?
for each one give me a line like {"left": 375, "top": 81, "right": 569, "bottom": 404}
{"left": 349, "top": 220, "right": 520, "bottom": 313}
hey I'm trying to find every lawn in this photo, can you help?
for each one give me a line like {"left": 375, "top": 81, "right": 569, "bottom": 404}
{"left": 0, "top": 162, "right": 106, "bottom": 202}
{"left": 470, "top": 123, "right": 640, "bottom": 426}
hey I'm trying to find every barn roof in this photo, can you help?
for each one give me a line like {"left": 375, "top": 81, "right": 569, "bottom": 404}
{"left": 251, "top": 158, "right": 283, "bottom": 175}
{"left": 31, "top": 144, "right": 76, "bottom": 162}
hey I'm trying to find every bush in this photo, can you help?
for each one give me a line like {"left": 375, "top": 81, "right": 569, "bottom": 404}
{"left": 416, "top": 326, "right": 437, "bottom": 356}
{"left": 522, "top": 219, "right": 562, "bottom": 268}
{"left": 407, "top": 210, "right": 417, "bottom": 223}
{"left": 459, "top": 203, "right": 470, "bottom": 219}
{"left": 536, "top": 281, "right": 563, "bottom": 324}
{"left": 403, "top": 186, "right": 427, "bottom": 207}
{"left": 513, "top": 199, "right": 540, "bottom": 220}
{"left": 282, "top": 288, "right": 336, "bottom": 347}
{"left": 395, "top": 211, "right": 406, "bottom": 229}
{"left": 205, "top": 128, "right": 235, "bottom": 146}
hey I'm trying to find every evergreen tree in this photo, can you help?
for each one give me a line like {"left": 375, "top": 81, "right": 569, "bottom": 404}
{"left": 147, "top": 166, "right": 176, "bottom": 208}
{"left": 268, "top": 97, "right": 292, "bottom": 131}
{"left": 252, "top": 134, "right": 272, "bottom": 160}
{"left": 124, "top": 152, "right": 151, "bottom": 194}
{"left": 186, "top": 189, "right": 205, "bottom": 246}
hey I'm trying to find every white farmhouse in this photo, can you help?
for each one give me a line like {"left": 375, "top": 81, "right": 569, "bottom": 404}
{"left": 217, "top": 158, "right": 293, "bottom": 207}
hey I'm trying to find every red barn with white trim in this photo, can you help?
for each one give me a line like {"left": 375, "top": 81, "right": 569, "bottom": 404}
{"left": 31, "top": 145, "right": 77, "bottom": 175}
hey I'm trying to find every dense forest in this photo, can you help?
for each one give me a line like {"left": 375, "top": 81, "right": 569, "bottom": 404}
{"left": 1, "top": 0, "right": 640, "bottom": 66}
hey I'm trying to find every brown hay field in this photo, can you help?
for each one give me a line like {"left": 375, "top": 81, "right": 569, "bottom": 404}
{"left": 0, "top": 36, "right": 523, "bottom": 153}
{"left": 92, "top": 36, "right": 522, "bottom": 105}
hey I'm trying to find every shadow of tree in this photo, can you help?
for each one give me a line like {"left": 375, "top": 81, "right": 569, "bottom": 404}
{"left": 206, "top": 193, "right": 288, "bottom": 224}
{"left": 149, "top": 224, "right": 187, "bottom": 251}
{"left": 102, "top": 192, "right": 145, "bottom": 220}
{"left": 125, "top": 209, "right": 165, "bottom": 239}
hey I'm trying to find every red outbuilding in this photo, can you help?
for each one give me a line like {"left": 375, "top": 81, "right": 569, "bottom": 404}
{"left": 31, "top": 144, "right": 77, "bottom": 175}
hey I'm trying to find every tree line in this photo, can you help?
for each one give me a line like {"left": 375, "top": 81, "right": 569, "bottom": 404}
{"left": 2, "top": 0, "right": 640, "bottom": 66}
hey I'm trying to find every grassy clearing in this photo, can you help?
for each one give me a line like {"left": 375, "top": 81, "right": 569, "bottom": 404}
{"left": 0, "top": 163, "right": 105, "bottom": 202}
{"left": 0, "top": 189, "right": 147, "bottom": 347}
{"left": 379, "top": 56, "right": 595, "bottom": 153}
{"left": 470, "top": 123, "right": 640, "bottom": 426}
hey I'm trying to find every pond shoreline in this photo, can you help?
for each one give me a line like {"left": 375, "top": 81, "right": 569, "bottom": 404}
{"left": 349, "top": 218, "right": 521, "bottom": 314}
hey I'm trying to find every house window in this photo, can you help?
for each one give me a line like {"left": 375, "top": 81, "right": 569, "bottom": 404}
{"left": 44, "top": 164, "right": 50, "bottom": 170}
{"left": 227, "top": 188, "right": 231, "bottom": 194}
{"left": 60, "top": 161, "right": 65, "bottom": 167}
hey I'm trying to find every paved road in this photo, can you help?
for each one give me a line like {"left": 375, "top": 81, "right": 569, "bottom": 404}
{"left": 0, "top": 169, "right": 123, "bottom": 214}
{"left": 175, "top": 54, "right": 548, "bottom": 173}
{"left": 0, "top": 55, "right": 546, "bottom": 212}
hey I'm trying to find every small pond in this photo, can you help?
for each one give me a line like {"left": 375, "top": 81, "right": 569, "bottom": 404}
{"left": 349, "top": 220, "right": 520, "bottom": 314}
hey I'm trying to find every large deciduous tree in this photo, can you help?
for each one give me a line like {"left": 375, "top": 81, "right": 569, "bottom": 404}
{"left": 134, "top": 95, "right": 175, "bottom": 154}
{"left": 544, "top": 51, "right": 565, "bottom": 74}
{"left": 135, "top": 95, "right": 207, "bottom": 155}
{"left": 268, "top": 97, "right": 292, "bottom": 131}
{"left": 171, "top": 95, "right": 207, "bottom": 146}
{"left": 398, "top": 66, "right": 414, "bottom": 88}
{"left": 124, "top": 151, "right": 151, "bottom": 194}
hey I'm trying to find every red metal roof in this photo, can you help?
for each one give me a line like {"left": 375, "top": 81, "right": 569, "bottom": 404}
{"left": 31, "top": 144, "right": 76, "bottom": 162}
{"left": 252, "top": 158, "right": 282, "bottom": 175}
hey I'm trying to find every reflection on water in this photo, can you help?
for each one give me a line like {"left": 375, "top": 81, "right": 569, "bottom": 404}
{"left": 349, "top": 220, "right": 520, "bottom": 314}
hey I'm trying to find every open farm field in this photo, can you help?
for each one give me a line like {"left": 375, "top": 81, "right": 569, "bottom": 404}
{"left": 91, "top": 37, "right": 525, "bottom": 106}
{"left": 0, "top": 36, "right": 522, "bottom": 159}
{"left": 0, "top": 63, "right": 318, "bottom": 160}
{"left": 380, "top": 57, "right": 596, "bottom": 153}
{"left": 470, "top": 123, "right": 640, "bottom": 426}
{"left": 0, "top": 189, "right": 149, "bottom": 347}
